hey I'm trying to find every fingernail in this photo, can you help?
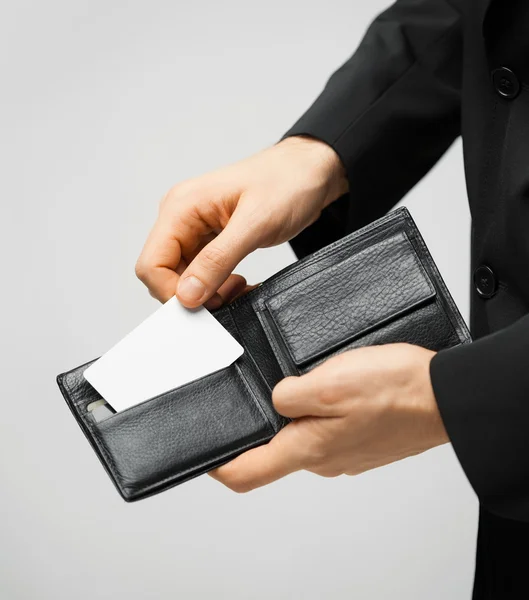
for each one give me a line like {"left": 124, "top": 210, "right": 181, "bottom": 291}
{"left": 178, "top": 275, "right": 206, "bottom": 304}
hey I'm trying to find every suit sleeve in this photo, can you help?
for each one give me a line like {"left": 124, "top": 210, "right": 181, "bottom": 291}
{"left": 282, "top": 0, "right": 529, "bottom": 524}
{"left": 283, "top": 0, "right": 464, "bottom": 258}
{"left": 430, "top": 316, "right": 529, "bottom": 522}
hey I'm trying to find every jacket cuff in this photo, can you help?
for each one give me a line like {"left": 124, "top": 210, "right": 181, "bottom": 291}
{"left": 430, "top": 315, "right": 529, "bottom": 522}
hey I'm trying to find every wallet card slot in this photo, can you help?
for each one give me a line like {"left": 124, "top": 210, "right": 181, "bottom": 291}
{"left": 257, "top": 309, "right": 300, "bottom": 378}
{"left": 264, "top": 231, "right": 436, "bottom": 367}
{"left": 83, "top": 360, "right": 274, "bottom": 499}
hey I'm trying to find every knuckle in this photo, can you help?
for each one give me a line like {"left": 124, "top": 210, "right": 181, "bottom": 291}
{"left": 159, "top": 181, "right": 193, "bottom": 210}
{"left": 158, "top": 189, "right": 176, "bottom": 212}
{"left": 201, "top": 244, "right": 229, "bottom": 272}
{"left": 134, "top": 259, "right": 148, "bottom": 282}
{"left": 158, "top": 191, "right": 170, "bottom": 210}
{"left": 318, "top": 385, "right": 337, "bottom": 407}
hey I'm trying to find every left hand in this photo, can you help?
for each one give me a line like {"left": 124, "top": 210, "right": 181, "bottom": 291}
{"left": 210, "top": 343, "right": 448, "bottom": 492}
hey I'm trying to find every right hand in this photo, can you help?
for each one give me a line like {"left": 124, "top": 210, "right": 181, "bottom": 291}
{"left": 135, "top": 136, "right": 348, "bottom": 308}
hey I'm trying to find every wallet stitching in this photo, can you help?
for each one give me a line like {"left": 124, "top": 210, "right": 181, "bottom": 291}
{"left": 398, "top": 212, "right": 470, "bottom": 344}
{"left": 62, "top": 366, "right": 274, "bottom": 498}
{"left": 415, "top": 218, "right": 469, "bottom": 341}
{"left": 256, "top": 309, "right": 299, "bottom": 378}
{"left": 403, "top": 231, "right": 436, "bottom": 298}
{"left": 225, "top": 305, "right": 271, "bottom": 394}
{"left": 227, "top": 306, "right": 292, "bottom": 431}
{"left": 128, "top": 432, "right": 274, "bottom": 498}
{"left": 268, "top": 291, "right": 437, "bottom": 366}
{"left": 403, "top": 211, "right": 469, "bottom": 343}
{"left": 91, "top": 363, "right": 238, "bottom": 423}
{"left": 402, "top": 211, "right": 471, "bottom": 344}
{"left": 223, "top": 308, "right": 282, "bottom": 432}
{"left": 255, "top": 219, "right": 405, "bottom": 312}
{"left": 264, "top": 231, "right": 437, "bottom": 366}
{"left": 61, "top": 373, "right": 124, "bottom": 486}
{"left": 229, "top": 208, "right": 409, "bottom": 312}
{"left": 233, "top": 362, "right": 275, "bottom": 435}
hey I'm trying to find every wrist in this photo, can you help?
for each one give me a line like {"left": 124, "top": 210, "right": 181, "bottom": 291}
{"left": 398, "top": 346, "right": 449, "bottom": 453}
{"left": 280, "top": 135, "right": 349, "bottom": 207}
{"left": 422, "top": 352, "right": 450, "bottom": 449}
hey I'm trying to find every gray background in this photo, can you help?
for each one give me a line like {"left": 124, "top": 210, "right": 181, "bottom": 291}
{"left": 1, "top": 1, "right": 477, "bottom": 598}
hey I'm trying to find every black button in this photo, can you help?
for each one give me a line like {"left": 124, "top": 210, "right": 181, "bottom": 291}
{"left": 473, "top": 265, "right": 497, "bottom": 298}
{"left": 492, "top": 67, "right": 520, "bottom": 99}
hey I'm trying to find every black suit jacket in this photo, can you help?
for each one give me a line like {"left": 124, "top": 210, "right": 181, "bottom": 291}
{"left": 284, "top": 0, "right": 529, "bottom": 597}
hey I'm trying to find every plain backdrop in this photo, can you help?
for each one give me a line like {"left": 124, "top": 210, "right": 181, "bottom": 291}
{"left": 0, "top": 1, "right": 476, "bottom": 599}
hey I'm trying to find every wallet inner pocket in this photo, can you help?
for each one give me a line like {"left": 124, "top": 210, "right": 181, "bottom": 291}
{"left": 86, "top": 361, "right": 274, "bottom": 499}
{"left": 264, "top": 231, "right": 436, "bottom": 367}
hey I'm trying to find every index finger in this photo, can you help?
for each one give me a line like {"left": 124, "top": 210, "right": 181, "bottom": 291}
{"left": 135, "top": 218, "right": 183, "bottom": 302}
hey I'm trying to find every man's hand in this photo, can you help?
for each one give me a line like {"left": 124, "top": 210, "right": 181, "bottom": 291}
{"left": 135, "top": 136, "right": 348, "bottom": 308}
{"left": 210, "top": 344, "right": 448, "bottom": 492}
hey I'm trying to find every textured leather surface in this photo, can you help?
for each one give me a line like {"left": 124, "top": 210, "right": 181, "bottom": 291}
{"left": 56, "top": 207, "right": 471, "bottom": 501}
{"left": 265, "top": 231, "right": 435, "bottom": 366}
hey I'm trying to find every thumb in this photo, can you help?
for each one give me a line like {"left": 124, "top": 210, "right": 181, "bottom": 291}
{"left": 176, "top": 214, "right": 259, "bottom": 307}
{"left": 209, "top": 422, "right": 306, "bottom": 492}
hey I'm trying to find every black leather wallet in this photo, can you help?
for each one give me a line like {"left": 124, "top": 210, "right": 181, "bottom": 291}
{"left": 57, "top": 207, "right": 471, "bottom": 501}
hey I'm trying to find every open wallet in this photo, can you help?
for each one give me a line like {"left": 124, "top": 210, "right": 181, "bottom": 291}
{"left": 57, "top": 207, "right": 471, "bottom": 501}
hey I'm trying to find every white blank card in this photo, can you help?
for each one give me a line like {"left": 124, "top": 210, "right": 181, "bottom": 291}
{"left": 84, "top": 297, "right": 244, "bottom": 412}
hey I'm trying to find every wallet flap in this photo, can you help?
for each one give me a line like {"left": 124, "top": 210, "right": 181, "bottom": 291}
{"left": 264, "top": 230, "right": 436, "bottom": 366}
